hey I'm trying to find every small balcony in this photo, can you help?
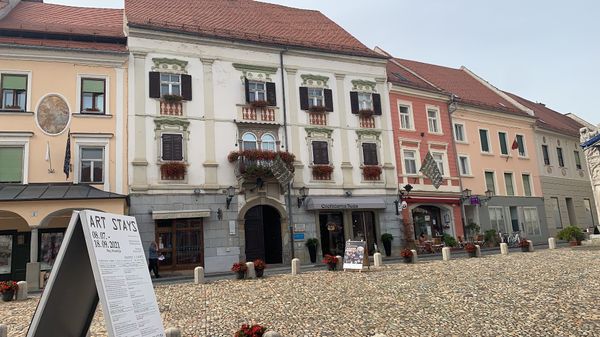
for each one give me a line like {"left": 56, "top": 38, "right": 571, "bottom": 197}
{"left": 359, "top": 115, "right": 375, "bottom": 128}
{"left": 228, "top": 150, "right": 295, "bottom": 182}
{"left": 236, "top": 104, "right": 280, "bottom": 124}
{"left": 308, "top": 112, "right": 328, "bottom": 125}
{"left": 160, "top": 100, "right": 183, "bottom": 116}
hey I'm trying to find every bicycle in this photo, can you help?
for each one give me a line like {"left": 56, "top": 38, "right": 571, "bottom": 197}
{"left": 506, "top": 231, "right": 521, "bottom": 247}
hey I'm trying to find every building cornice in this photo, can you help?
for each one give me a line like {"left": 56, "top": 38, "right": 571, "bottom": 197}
{"left": 0, "top": 45, "right": 127, "bottom": 67}
{"left": 390, "top": 84, "right": 449, "bottom": 101}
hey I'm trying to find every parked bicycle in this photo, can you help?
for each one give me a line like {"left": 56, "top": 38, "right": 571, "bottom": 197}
{"left": 499, "top": 231, "right": 521, "bottom": 247}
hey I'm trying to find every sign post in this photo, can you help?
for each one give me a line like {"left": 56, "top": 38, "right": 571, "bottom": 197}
{"left": 27, "top": 210, "right": 165, "bottom": 337}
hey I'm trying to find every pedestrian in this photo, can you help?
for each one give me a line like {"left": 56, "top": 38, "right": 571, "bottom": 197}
{"left": 148, "top": 241, "right": 160, "bottom": 278}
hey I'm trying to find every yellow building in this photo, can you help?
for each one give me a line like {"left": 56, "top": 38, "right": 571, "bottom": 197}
{"left": 0, "top": 1, "right": 128, "bottom": 286}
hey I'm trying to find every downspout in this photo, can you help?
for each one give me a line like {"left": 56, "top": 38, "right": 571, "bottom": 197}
{"left": 448, "top": 95, "right": 468, "bottom": 238}
{"left": 280, "top": 48, "right": 295, "bottom": 259}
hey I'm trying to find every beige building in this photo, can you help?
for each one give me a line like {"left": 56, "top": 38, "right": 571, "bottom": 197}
{"left": 0, "top": 1, "right": 128, "bottom": 286}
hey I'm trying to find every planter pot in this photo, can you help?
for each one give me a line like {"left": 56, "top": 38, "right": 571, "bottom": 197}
{"left": 327, "top": 263, "right": 337, "bottom": 271}
{"left": 1, "top": 290, "right": 14, "bottom": 302}
{"left": 467, "top": 250, "right": 477, "bottom": 258}
{"left": 383, "top": 241, "right": 392, "bottom": 257}
{"left": 402, "top": 256, "right": 412, "bottom": 264}
{"left": 569, "top": 240, "right": 581, "bottom": 246}
{"left": 307, "top": 246, "right": 317, "bottom": 263}
{"left": 521, "top": 246, "right": 529, "bottom": 252}
{"left": 235, "top": 271, "right": 246, "bottom": 279}
{"left": 255, "top": 269, "right": 264, "bottom": 278}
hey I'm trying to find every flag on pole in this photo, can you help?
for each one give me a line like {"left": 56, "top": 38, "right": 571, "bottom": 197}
{"left": 419, "top": 151, "right": 443, "bottom": 189}
{"left": 45, "top": 142, "right": 50, "bottom": 161}
{"left": 63, "top": 131, "right": 71, "bottom": 179}
{"left": 511, "top": 138, "right": 519, "bottom": 150}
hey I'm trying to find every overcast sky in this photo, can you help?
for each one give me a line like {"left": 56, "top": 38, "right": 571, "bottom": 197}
{"left": 47, "top": 0, "right": 600, "bottom": 125}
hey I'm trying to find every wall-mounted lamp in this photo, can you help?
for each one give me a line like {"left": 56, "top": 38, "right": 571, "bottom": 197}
{"left": 345, "top": 190, "right": 353, "bottom": 198}
{"left": 394, "top": 184, "right": 413, "bottom": 215}
{"left": 481, "top": 189, "right": 494, "bottom": 203}
{"left": 461, "top": 188, "right": 472, "bottom": 200}
{"left": 297, "top": 186, "right": 309, "bottom": 208}
{"left": 225, "top": 185, "right": 235, "bottom": 209}
{"left": 217, "top": 208, "right": 223, "bottom": 220}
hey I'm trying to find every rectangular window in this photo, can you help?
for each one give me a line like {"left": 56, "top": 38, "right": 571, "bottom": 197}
{"left": 522, "top": 174, "right": 532, "bottom": 196}
{"left": 248, "top": 81, "right": 266, "bottom": 102}
{"left": 458, "top": 156, "right": 470, "bottom": 175}
{"left": 574, "top": 151, "right": 582, "bottom": 170}
{"left": 516, "top": 135, "right": 526, "bottom": 156}
{"left": 358, "top": 92, "right": 373, "bottom": 111}
{"left": 312, "top": 141, "right": 329, "bottom": 165}
{"left": 479, "top": 129, "right": 490, "bottom": 153}
{"left": 557, "top": 147, "right": 565, "bottom": 167}
{"left": 81, "top": 78, "right": 105, "bottom": 113}
{"left": 432, "top": 152, "right": 444, "bottom": 176}
{"left": 504, "top": 172, "right": 514, "bottom": 196}
{"left": 399, "top": 105, "right": 412, "bottom": 130}
{"left": 454, "top": 123, "right": 465, "bottom": 142}
{"left": 584, "top": 198, "right": 595, "bottom": 225}
{"left": 362, "top": 143, "right": 378, "bottom": 166}
{"left": 403, "top": 150, "right": 417, "bottom": 175}
{"left": 1, "top": 74, "right": 27, "bottom": 111}
{"left": 80, "top": 147, "right": 104, "bottom": 183}
{"left": 489, "top": 207, "right": 506, "bottom": 233}
{"left": 308, "top": 88, "right": 324, "bottom": 108}
{"left": 542, "top": 145, "right": 550, "bottom": 165}
{"left": 485, "top": 171, "right": 496, "bottom": 194}
{"left": 161, "top": 133, "right": 183, "bottom": 161}
{"left": 160, "top": 73, "right": 181, "bottom": 96}
{"left": 523, "top": 207, "right": 541, "bottom": 236}
{"left": 550, "top": 197, "right": 562, "bottom": 229}
{"left": 498, "top": 132, "right": 508, "bottom": 155}
{"left": 0, "top": 146, "right": 23, "bottom": 183}
{"left": 427, "top": 108, "right": 440, "bottom": 133}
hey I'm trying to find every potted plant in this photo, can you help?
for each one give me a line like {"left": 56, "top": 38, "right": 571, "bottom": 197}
{"left": 160, "top": 162, "right": 187, "bottom": 180}
{"left": 235, "top": 323, "right": 267, "bottom": 337}
{"left": 358, "top": 109, "right": 374, "bottom": 117}
{"left": 231, "top": 262, "right": 248, "bottom": 280}
{"left": 253, "top": 259, "right": 266, "bottom": 278}
{"left": 518, "top": 239, "right": 530, "bottom": 252}
{"left": 161, "top": 94, "right": 183, "bottom": 103}
{"left": 442, "top": 234, "right": 458, "bottom": 248}
{"left": 464, "top": 242, "right": 477, "bottom": 258}
{"left": 250, "top": 100, "right": 269, "bottom": 108}
{"left": 0, "top": 281, "right": 18, "bottom": 302}
{"left": 400, "top": 248, "right": 413, "bottom": 263}
{"left": 380, "top": 233, "right": 393, "bottom": 257}
{"left": 557, "top": 225, "right": 585, "bottom": 246}
{"left": 305, "top": 238, "right": 319, "bottom": 263}
{"left": 322, "top": 254, "right": 338, "bottom": 271}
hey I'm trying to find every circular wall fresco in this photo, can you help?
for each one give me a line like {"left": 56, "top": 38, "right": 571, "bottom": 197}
{"left": 36, "top": 94, "right": 70, "bottom": 135}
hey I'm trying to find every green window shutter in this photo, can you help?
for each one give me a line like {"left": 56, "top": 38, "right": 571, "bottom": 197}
{"left": 82, "top": 79, "right": 105, "bottom": 93}
{"left": 0, "top": 147, "right": 23, "bottom": 183}
{"left": 2, "top": 75, "right": 27, "bottom": 90}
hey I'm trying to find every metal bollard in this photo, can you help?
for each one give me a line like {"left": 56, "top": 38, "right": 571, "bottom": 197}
{"left": 527, "top": 240, "right": 534, "bottom": 252}
{"left": 475, "top": 245, "right": 481, "bottom": 258}
{"left": 0, "top": 324, "right": 8, "bottom": 337}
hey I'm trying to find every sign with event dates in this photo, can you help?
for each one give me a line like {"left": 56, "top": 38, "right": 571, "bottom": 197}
{"left": 27, "top": 210, "right": 165, "bottom": 337}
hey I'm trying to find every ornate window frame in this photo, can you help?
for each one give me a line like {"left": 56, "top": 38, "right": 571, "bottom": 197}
{"left": 306, "top": 127, "right": 334, "bottom": 167}
{"left": 152, "top": 58, "right": 189, "bottom": 74}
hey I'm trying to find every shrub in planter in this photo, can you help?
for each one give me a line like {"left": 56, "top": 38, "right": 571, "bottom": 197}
{"left": 484, "top": 229, "right": 500, "bottom": 247}
{"left": 253, "top": 259, "right": 266, "bottom": 278}
{"left": 160, "top": 162, "right": 186, "bottom": 180}
{"left": 235, "top": 323, "right": 267, "bottom": 337}
{"left": 557, "top": 225, "right": 585, "bottom": 245}
{"left": 250, "top": 100, "right": 269, "bottom": 108}
{"left": 161, "top": 94, "right": 183, "bottom": 103}
{"left": 380, "top": 233, "right": 393, "bottom": 257}
{"left": 442, "top": 234, "right": 457, "bottom": 248}
{"left": 231, "top": 262, "right": 248, "bottom": 279}
{"left": 305, "top": 238, "right": 319, "bottom": 263}
{"left": 518, "top": 239, "right": 531, "bottom": 252}
{"left": 322, "top": 254, "right": 339, "bottom": 271}
{"left": 0, "top": 280, "right": 18, "bottom": 302}
{"left": 464, "top": 242, "right": 477, "bottom": 258}
{"left": 400, "top": 248, "right": 413, "bottom": 263}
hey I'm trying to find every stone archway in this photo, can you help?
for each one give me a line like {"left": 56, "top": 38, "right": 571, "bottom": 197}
{"left": 0, "top": 210, "right": 30, "bottom": 281}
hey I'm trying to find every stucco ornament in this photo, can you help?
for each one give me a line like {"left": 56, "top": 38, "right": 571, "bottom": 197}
{"left": 233, "top": 63, "right": 277, "bottom": 83}
{"left": 36, "top": 94, "right": 70, "bottom": 135}
{"left": 152, "top": 58, "right": 188, "bottom": 74}
{"left": 580, "top": 127, "right": 600, "bottom": 182}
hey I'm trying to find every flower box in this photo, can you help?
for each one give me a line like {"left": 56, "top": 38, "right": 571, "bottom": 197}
{"left": 250, "top": 100, "right": 269, "bottom": 108}
{"left": 362, "top": 165, "right": 382, "bottom": 180}
{"left": 312, "top": 165, "right": 333, "bottom": 180}
{"left": 160, "top": 162, "right": 186, "bottom": 180}
{"left": 308, "top": 105, "right": 327, "bottom": 113}
{"left": 358, "top": 109, "right": 374, "bottom": 117}
{"left": 161, "top": 94, "right": 183, "bottom": 103}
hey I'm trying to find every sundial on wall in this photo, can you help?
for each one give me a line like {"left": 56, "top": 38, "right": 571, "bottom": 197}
{"left": 36, "top": 94, "right": 70, "bottom": 135}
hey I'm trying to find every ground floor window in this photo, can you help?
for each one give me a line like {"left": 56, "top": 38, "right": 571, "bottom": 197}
{"left": 156, "top": 219, "right": 203, "bottom": 269}
{"left": 0, "top": 234, "right": 12, "bottom": 274}
{"left": 412, "top": 206, "right": 443, "bottom": 238}
{"left": 523, "top": 207, "right": 541, "bottom": 236}
{"left": 351, "top": 211, "right": 377, "bottom": 255}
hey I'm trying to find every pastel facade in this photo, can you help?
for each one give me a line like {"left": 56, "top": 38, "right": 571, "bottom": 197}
{"left": 0, "top": 1, "right": 128, "bottom": 284}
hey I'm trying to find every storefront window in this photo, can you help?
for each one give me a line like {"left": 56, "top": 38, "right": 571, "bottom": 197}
{"left": 156, "top": 219, "right": 203, "bottom": 269}
{"left": 0, "top": 235, "right": 12, "bottom": 274}
{"left": 351, "top": 211, "right": 377, "bottom": 255}
{"left": 40, "top": 231, "right": 64, "bottom": 270}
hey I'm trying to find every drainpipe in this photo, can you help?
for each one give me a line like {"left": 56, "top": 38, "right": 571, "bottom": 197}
{"left": 280, "top": 48, "right": 295, "bottom": 259}
{"left": 448, "top": 95, "right": 468, "bottom": 238}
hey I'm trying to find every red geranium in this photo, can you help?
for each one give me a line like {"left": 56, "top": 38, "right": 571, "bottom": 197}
{"left": 234, "top": 323, "right": 267, "bottom": 337}
{"left": 231, "top": 262, "right": 248, "bottom": 273}
{"left": 0, "top": 281, "right": 18, "bottom": 293}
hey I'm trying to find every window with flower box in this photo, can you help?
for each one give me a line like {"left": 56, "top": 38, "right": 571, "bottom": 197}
{"left": 311, "top": 140, "right": 331, "bottom": 180}
{"left": 350, "top": 91, "right": 381, "bottom": 116}
{"left": 361, "top": 142, "right": 380, "bottom": 180}
{"left": 161, "top": 134, "right": 183, "bottom": 161}
{"left": 245, "top": 79, "right": 276, "bottom": 106}
{"left": 1, "top": 74, "right": 27, "bottom": 111}
{"left": 299, "top": 87, "right": 332, "bottom": 112}
{"left": 149, "top": 72, "right": 192, "bottom": 101}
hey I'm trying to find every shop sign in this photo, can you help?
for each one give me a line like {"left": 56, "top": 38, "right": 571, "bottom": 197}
{"left": 293, "top": 233, "right": 305, "bottom": 241}
{"left": 320, "top": 203, "right": 359, "bottom": 209}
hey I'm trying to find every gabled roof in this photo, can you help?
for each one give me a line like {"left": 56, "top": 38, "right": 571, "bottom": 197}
{"left": 125, "top": 0, "right": 383, "bottom": 58}
{"left": 504, "top": 91, "right": 584, "bottom": 137}
{"left": 386, "top": 59, "right": 442, "bottom": 94}
{"left": 395, "top": 58, "right": 529, "bottom": 117}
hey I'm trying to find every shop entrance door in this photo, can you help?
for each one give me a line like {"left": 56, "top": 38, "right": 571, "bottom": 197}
{"left": 351, "top": 211, "right": 377, "bottom": 255}
{"left": 156, "top": 219, "right": 204, "bottom": 270}
{"left": 319, "top": 212, "right": 344, "bottom": 256}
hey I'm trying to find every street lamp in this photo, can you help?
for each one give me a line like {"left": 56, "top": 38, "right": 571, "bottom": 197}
{"left": 225, "top": 186, "right": 235, "bottom": 209}
{"left": 462, "top": 188, "right": 472, "bottom": 199}
{"left": 394, "top": 184, "right": 413, "bottom": 215}
{"left": 297, "top": 186, "right": 309, "bottom": 208}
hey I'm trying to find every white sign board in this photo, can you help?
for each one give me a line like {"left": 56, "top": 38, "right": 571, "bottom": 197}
{"left": 27, "top": 210, "right": 165, "bottom": 337}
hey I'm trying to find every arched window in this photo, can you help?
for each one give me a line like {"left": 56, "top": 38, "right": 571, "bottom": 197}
{"left": 261, "top": 133, "right": 276, "bottom": 151}
{"left": 242, "top": 133, "right": 257, "bottom": 150}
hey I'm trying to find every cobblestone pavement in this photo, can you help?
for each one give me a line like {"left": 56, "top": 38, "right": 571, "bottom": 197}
{"left": 2, "top": 247, "right": 600, "bottom": 336}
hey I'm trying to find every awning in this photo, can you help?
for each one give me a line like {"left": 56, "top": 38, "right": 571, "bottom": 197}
{"left": 152, "top": 209, "right": 211, "bottom": 220}
{"left": 304, "top": 197, "right": 386, "bottom": 210}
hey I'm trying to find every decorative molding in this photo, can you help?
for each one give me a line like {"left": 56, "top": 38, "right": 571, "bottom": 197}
{"left": 132, "top": 51, "right": 147, "bottom": 59}
{"left": 351, "top": 79, "right": 377, "bottom": 92}
{"left": 356, "top": 130, "right": 381, "bottom": 140}
{"left": 305, "top": 127, "right": 334, "bottom": 137}
{"left": 154, "top": 116, "right": 190, "bottom": 131}
{"left": 334, "top": 73, "right": 346, "bottom": 80}
{"left": 152, "top": 58, "right": 189, "bottom": 74}
{"left": 200, "top": 58, "right": 216, "bottom": 66}
{"left": 300, "top": 74, "right": 329, "bottom": 88}
{"left": 0, "top": 131, "right": 34, "bottom": 138}
{"left": 233, "top": 63, "right": 278, "bottom": 83}
{"left": 285, "top": 67, "right": 298, "bottom": 75}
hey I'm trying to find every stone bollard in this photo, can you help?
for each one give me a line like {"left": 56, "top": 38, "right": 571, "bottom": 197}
{"left": 194, "top": 266, "right": 204, "bottom": 284}
{"left": 548, "top": 237, "right": 556, "bottom": 249}
{"left": 0, "top": 324, "right": 7, "bottom": 337}
{"left": 442, "top": 247, "right": 451, "bottom": 261}
{"left": 291, "top": 258, "right": 300, "bottom": 275}
{"left": 336, "top": 255, "right": 343, "bottom": 270}
{"left": 410, "top": 249, "right": 418, "bottom": 263}
{"left": 165, "top": 327, "right": 181, "bottom": 337}
{"left": 500, "top": 243, "right": 508, "bottom": 255}
{"left": 264, "top": 331, "right": 282, "bottom": 337}
{"left": 475, "top": 245, "right": 481, "bottom": 258}
{"left": 16, "top": 281, "right": 27, "bottom": 300}
{"left": 527, "top": 240, "right": 534, "bottom": 252}
{"left": 373, "top": 252, "right": 383, "bottom": 267}
{"left": 245, "top": 262, "right": 256, "bottom": 279}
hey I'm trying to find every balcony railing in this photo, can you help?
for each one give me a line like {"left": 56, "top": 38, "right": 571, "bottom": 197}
{"left": 309, "top": 112, "right": 328, "bottom": 125}
{"left": 359, "top": 115, "right": 375, "bottom": 128}
{"left": 237, "top": 105, "right": 280, "bottom": 124}
{"left": 229, "top": 150, "right": 295, "bottom": 183}
{"left": 160, "top": 101, "right": 183, "bottom": 116}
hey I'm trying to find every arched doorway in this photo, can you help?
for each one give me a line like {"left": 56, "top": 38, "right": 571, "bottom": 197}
{"left": 412, "top": 206, "right": 443, "bottom": 239}
{"left": 244, "top": 205, "right": 282, "bottom": 264}
{"left": 0, "top": 210, "right": 30, "bottom": 281}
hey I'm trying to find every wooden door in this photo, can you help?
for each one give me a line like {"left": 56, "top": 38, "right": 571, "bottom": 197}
{"left": 244, "top": 206, "right": 265, "bottom": 262}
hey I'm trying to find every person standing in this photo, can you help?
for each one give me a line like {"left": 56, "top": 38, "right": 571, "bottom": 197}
{"left": 148, "top": 241, "right": 160, "bottom": 278}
